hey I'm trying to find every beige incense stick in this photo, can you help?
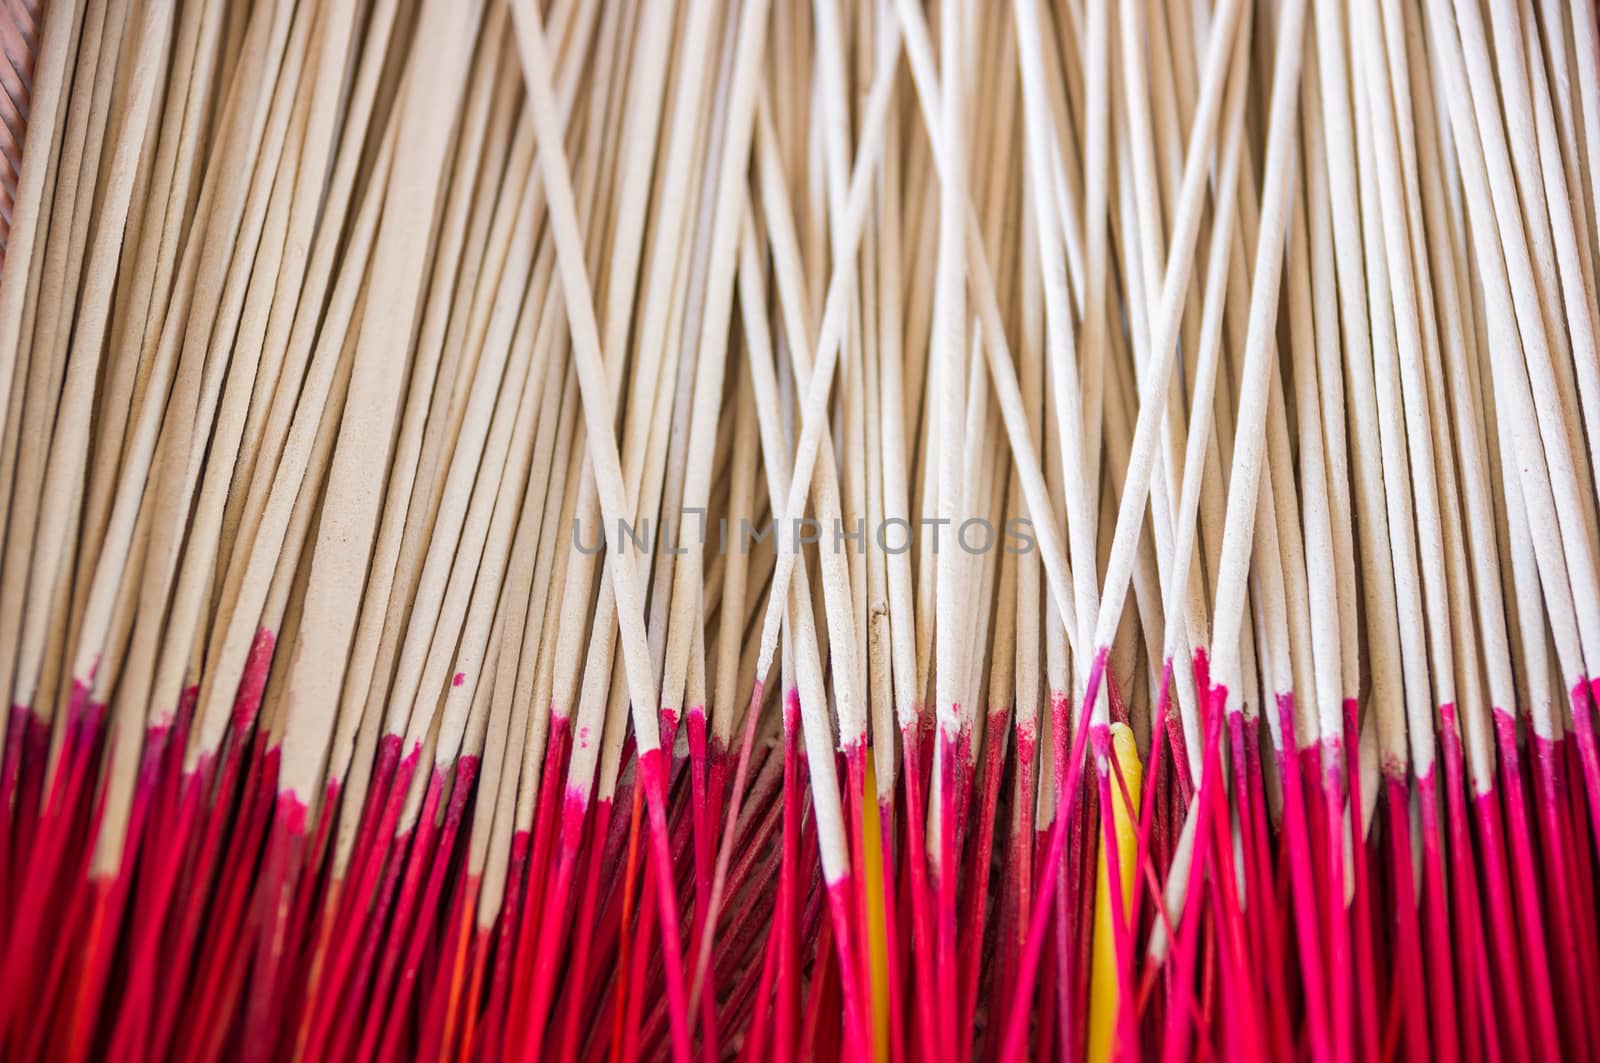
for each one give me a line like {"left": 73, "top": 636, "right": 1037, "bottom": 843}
{"left": 423, "top": 301, "right": 550, "bottom": 785}
{"left": 874, "top": 34, "right": 921, "bottom": 757}
{"left": 0, "top": 0, "right": 121, "bottom": 705}
{"left": 1299, "top": 54, "right": 1363, "bottom": 738}
{"left": 1513, "top": 0, "right": 1600, "bottom": 530}
{"left": 735, "top": 211, "right": 852, "bottom": 884}
{"left": 1104, "top": 6, "right": 1233, "bottom": 753}
{"left": 1393, "top": 0, "right": 1494, "bottom": 784}
{"left": 511, "top": 0, "right": 686, "bottom": 775}
{"left": 897, "top": 0, "right": 1084, "bottom": 667}
{"left": 1476, "top": 263, "right": 1567, "bottom": 751}
{"left": 1282, "top": 100, "right": 1343, "bottom": 757}
{"left": 22, "top": 0, "right": 170, "bottom": 867}
{"left": 0, "top": 0, "right": 73, "bottom": 469}
{"left": 659, "top": 0, "right": 772, "bottom": 736}
{"left": 1010, "top": 0, "right": 1098, "bottom": 662}
{"left": 1, "top": 0, "right": 143, "bottom": 720}
{"left": 1410, "top": 10, "right": 1517, "bottom": 769}
{"left": 1350, "top": 46, "right": 1434, "bottom": 784}
{"left": 1203, "top": 0, "right": 1304, "bottom": 709}
{"left": 189, "top": 91, "right": 400, "bottom": 772}
{"left": 1067, "top": 0, "right": 1245, "bottom": 676}
{"left": 462, "top": 335, "right": 568, "bottom": 887}
{"left": 329, "top": 8, "right": 525, "bottom": 777}
{"left": 1564, "top": 0, "right": 1600, "bottom": 266}
{"left": 1149, "top": 27, "right": 1250, "bottom": 778}
{"left": 860, "top": 228, "right": 897, "bottom": 793}
{"left": 1355, "top": 0, "right": 1455, "bottom": 771}
{"left": 1313, "top": 1, "right": 1409, "bottom": 771}
{"left": 1448, "top": 0, "right": 1600, "bottom": 676}
{"left": 540, "top": 0, "right": 716, "bottom": 780}
{"left": 277, "top": 0, "right": 490, "bottom": 806}
{"left": 713, "top": 357, "right": 762, "bottom": 755}
{"left": 381, "top": 187, "right": 553, "bottom": 747}
{"left": 1077, "top": 0, "right": 1108, "bottom": 541}
{"left": 565, "top": 3, "right": 731, "bottom": 826}
{"left": 1424, "top": 0, "right": 1593, "bottom": 710}
{"left": 353, "top": 0, "right": 596, "bottom": 758}
{"left": 504, "top": 374, "right": 583, "bottom": 859}
{"left": 1264, "top": 294, "right": 1319, "bottom": 757}
{"left": 202, "top": 0, "right": 408, "bottom": 710}
{"left": 744, "top": 15, "right": 902, "bottom": 696}
{"left": 12, "top": 0, "right": 171, "bottom": 721}
{"left": 754, "top": 103, "right": 867, "bottom": 753}
{"left": 1474, "top": 0, "right": 1599, "bottom": 511}
{"left": 72, "top": 0, "right": 218, "bottom": 656}
{"left": 117, "top": 0, "right": 321, "bottom": 732}
{"left": 1010, "top": 173, "right": 1045, "bottom": 819}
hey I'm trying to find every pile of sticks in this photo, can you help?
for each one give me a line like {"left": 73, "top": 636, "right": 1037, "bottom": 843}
{"left": 1, "top": 0, "right": 1598, "bottom": 1059}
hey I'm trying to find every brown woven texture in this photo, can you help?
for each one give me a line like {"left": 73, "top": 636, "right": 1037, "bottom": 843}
{"left": 0, "top": 0, "right": 41, "bottom": 272}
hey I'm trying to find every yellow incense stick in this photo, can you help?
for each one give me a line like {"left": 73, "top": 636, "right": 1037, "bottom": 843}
{"left": 863, "top": 748, "right": 890, "bottom": 1063}
{"left": 1087, "top": 722, "right": 1143, "bottom": 1062}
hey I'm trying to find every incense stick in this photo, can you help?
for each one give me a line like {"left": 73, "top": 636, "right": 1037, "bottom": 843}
{"left": 2, "top": 1, "right": 1599, "bottom": 1058}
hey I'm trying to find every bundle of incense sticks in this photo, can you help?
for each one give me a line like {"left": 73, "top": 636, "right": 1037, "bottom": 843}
{"left": 2, "top": 0, "right": 1599, "bottom": 1058}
